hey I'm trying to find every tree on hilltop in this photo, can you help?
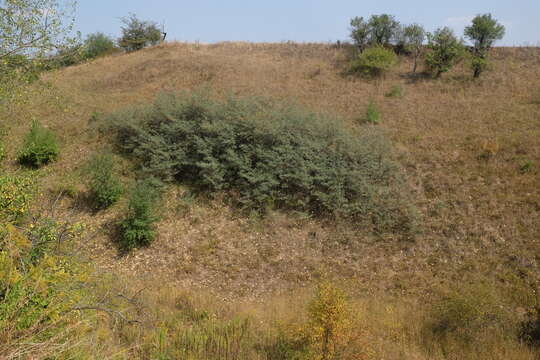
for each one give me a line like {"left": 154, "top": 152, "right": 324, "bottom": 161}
{"left": 464, "top": 14, "right": 505, "bottom": 78}
{"left": 118, "top": 14, "right": 162, "bottom": 52}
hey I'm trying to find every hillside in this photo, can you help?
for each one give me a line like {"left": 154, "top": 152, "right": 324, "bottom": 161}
{"left": 2, "top": 42, "right": 540, "bottom": 359}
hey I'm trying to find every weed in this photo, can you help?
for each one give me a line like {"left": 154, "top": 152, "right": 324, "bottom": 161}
{"left": 385, "top": 84, "right": 404, "bottom": 98}
{"left": 520, "top": 161, "right": 533, "bottom": 174}
{"left": 17, "top": 120, "right": 59, "bottom": 168}
{"left": 86, "top": 152, "right": 123, "bottom": 210}
{"left": 363, "top": 100, "right": 381, "bottom": 124}
{"left": 119, "top": 178, "right": 162, "bottom": 251}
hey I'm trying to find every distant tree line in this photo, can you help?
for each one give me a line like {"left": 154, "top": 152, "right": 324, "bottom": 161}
{"left": 48, "top": 14, "right": 164, "bottom": 68}
{"left": 348, "top": 13, "right": 505, "bottom": 78}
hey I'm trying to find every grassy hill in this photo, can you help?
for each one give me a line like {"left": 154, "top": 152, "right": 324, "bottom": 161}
{"left": 1, "top": 42, "right": 539, "bottom": 359}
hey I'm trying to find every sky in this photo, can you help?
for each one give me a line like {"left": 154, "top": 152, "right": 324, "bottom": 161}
{"left": 75, "top": 0, "right": 540, "bottom": 46}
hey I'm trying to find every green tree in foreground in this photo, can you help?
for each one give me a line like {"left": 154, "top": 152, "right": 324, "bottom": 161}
{"left": 118, "top": 14, "right": 162, "bottom": 52}
{"left": 0, "top": 0, "right": 77, "bottom": 60}
{"left": 0, "top": 0, "right": 77, "bottom": 102}
{"left": 465, "top": 14, "right": 505, "bottom": 78}
{"left": 425, "top": 27, "right": 465, "bottom": 78}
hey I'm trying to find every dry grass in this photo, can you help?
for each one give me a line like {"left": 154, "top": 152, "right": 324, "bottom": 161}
{"left": 2, "top": 41, "right": 540, "bottom": 358}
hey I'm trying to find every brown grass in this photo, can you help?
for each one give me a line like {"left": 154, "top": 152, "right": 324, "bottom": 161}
{"left": 2, "top": 42, "right": 540, "bottom": 358}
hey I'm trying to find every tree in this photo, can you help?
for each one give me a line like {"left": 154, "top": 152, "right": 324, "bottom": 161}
{"left": 0, "top": 0, "right": 77, "bottom": 102}
{"left": 349, "top": 17, "right": 370, "bottom": 51}
{"left": 368, "top": 14, "right": 400, "bottom": 46}
{"left": 83, "top": 32, "right": 117, "bottom": 59}
{"left": 425, "top": 27, "right": 465, "bottom": 78}
{"left": 0, "top": 0, "right": 77, "bottom": 59}
{"left": 398, "top": 24, "right": 425, "bottom": 73}
{"left": 118, "top": 14, "right": 162, "bottom": 52}
{"left": 464, "top": 14, "right": 505, "bottom": 78}
{"left": 350, "top": 14, "right": 400, "bottom": 50}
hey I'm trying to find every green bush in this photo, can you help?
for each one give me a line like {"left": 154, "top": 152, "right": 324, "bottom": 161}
{"left": 83, "top": 32, "right": 117, "bottom": 60}
{"left": 86, "top": 152, "right": 123, "bottom": 210}
{"left": 17, "top": 120, "right": 59, "bottom": 167}
{"left": 119, "top": 179, "right": 161, "bottom": 250}
{"left": 350, "top": 46, "right": 397, "bottom": 77}
{"left": 104, "top": 92, "right": 415, "bottom": 232}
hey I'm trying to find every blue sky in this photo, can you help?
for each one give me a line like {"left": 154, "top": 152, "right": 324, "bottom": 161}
{"left": 76, "top": 0, "right": 540, "bottom": 46}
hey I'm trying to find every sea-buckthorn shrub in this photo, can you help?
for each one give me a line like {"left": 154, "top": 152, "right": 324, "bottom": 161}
{"left": 104, "top": 92, "right": 416, "bottom": 233}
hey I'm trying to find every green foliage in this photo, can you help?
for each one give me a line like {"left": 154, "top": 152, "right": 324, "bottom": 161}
{"left": 0, "top": 173, "right": 35, "bottom": 223}
{"left": 0, "top": 0, "right": 77, "bottom": 59}
{"left": 385, "top": 85, "right": 404, "bottom": 98}
{"left": 350, "top": 14, "right": 400, "bottom": 49}
{"left": 0, "top": 220, "right": 88, "bottom": 358}
{"left": 49, "top": 43, "right": 85, "bottom": 68}
{"left": 364, "top": 100, "right": 381, "bottom": 124}
{"left": 86, "top": 152, "right": 123, "bottom": 210}
{"left": 119, "top": 179, "right": 161, "bottom": 250}
{"left": 84, "top": 32, "right": 117, "bottom": 59}
{"left": 17, "top": 120, "right": 59, "bottom": 167}
{"left": 350, "top": 46, "right": 397, "bottom": 77}
{"left": 464, "top": 14, "right": 505, "bottom": 78}
{"left": 104, "top": 92, "right": 415, "bottom": 232}
{"left": 425, "top": 27, "right": 465, "bottom": 78}
{"left": 118, "top": 14, "right": 162, "bottom": 52}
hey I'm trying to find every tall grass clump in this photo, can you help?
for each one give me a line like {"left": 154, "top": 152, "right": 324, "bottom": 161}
{"left": 119, "top": 179, "right": 161, "bottom": 251}
{"left": 17, "top": 120, "right": 59, "bottom": 167}
{"left": 422, "top": 284, "right": 515, "bottom": 355}
{"left": 104, "top": 92, "right": 415, "bottom": 233}
{"left": 364, "top": 100, "right": 381, "bottom": 124}
{"left": 86, "top": 152, "right": 123, "bottom": 210}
